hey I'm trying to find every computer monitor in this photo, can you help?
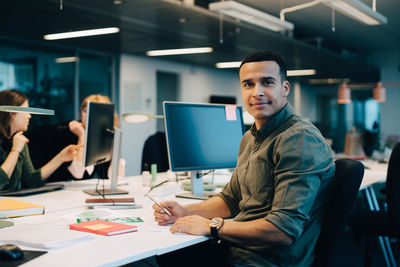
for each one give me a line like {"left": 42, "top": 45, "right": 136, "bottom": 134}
{"left": 82, "top": 101, "right": 127, "bottom": 195}
{"left": 163, "top": 101, "right": 245, "bottom": 199}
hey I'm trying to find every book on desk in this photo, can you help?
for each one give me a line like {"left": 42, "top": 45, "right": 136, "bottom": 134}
{"left": 0, "top": 199, "right": 44, "bottom": 218}
{"left": 69, "top": 219, "right": 138, "bottom": 236}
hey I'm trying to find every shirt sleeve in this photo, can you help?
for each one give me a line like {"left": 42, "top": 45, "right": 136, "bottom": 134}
{"left": 0, "top": 168, "right": 10, "bottom": 190}
{"left": 20, "top": 145, "right": 43, "bottom": 188}
{"left": 217, "top": 168, "right": 242, "bottom": 217}
{"left": 265, "top": 128, "right": 334, "bottom": 240}
{"left": 68, "top": 158, "right": 94, "bottom": 179}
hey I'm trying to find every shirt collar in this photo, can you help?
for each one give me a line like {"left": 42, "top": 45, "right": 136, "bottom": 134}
{"left": 250, "top": 103, "right": 294, "bottom": 141}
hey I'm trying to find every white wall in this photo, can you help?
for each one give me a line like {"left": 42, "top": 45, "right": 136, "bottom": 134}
{"left": 291, "top": 81, "right": 317, "bottom": 122}
{"left": 372, "top": 50, "right": 400, "bottom": 140}
{"left": 119, "top": 55, "right": 241, "bottom": 175}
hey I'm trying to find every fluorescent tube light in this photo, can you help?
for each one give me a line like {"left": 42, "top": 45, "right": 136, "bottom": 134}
{"left": 146, "top": 47, "right": 213, "bottom": 56}
{"left": 321, "top": 0, "right": 387, "bottom": 25}
{"left": 209, "top": 1, "right": 294, "bottom": 32}
{"left": 44, "top": 27, "right": 120, "bottom": 40}
{"left": 55, "top": 57, "right": 78, "bottom": 63}
{"left": 216, "top": 61, "right": 241, "bottom": 68}
{"left": 216, "top": 62, "right": 316, "bottom": 76}
{"left": 287, "top": 69, "right": 316, "bottom": 76}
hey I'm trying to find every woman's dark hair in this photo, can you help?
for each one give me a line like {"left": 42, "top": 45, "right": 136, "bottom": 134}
{"left": 239, "top": 51, "right": 287, "bottom": 83}
{"left": 0, "top": 89, "right": 29, "bottom": 139}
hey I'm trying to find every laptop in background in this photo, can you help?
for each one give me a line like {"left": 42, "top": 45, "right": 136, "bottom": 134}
{"left": 0, "top": 184, "right": 64, "bottom": 196}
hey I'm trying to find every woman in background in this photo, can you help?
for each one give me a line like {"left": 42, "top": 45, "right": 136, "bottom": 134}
{"left": 67, "top": 94, "right": 125, "bottom": 179}
{"left": 0, "top": 89, "right": 79, "bottom": 191}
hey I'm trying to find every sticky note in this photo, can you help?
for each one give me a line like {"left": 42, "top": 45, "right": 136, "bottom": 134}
{"left": 85, "top": 224, "right": 113, "bottom": 231}
{"left": 225, "top": 105, "right": 237, "bottom": 121}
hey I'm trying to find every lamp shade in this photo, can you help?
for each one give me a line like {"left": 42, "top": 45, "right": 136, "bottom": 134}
{"left": 373, "top": 82, "right": 386, "bottom": 103}
{"left": 122, "top": 112, "right": 163, "bottom": 123}
{"left": 0, "top": 106, "right": 54, "bottom": 115}
{"left": 337, "top": 83, "right": 351, "bottom": 104}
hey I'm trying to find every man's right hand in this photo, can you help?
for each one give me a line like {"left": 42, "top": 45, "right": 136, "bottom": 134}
{"left": 12, "top": 132, "right": 28, "bottom": 152}
{"left": 69, "top": 120, "right": 85, "bottom": 138}
{"left": 153, "top": 200, "right": 186, "bottom": 225}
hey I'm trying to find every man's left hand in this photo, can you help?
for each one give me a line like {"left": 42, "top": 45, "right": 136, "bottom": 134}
{"left": 170, "top": 215, "right": 210, "bottom": 236}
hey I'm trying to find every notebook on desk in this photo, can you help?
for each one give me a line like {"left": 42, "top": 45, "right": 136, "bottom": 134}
{"left": 0, "top": 184, "right": 64, "bottom": 196}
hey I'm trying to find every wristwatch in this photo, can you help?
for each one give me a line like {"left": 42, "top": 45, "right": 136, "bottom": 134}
{"left": 210, "top": 217, "right": 224, "bottom": 240}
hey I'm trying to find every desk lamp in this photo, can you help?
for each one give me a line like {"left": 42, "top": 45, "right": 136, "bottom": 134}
{"left": 0, "top": 106, "right": 54, "bottom": 115}
{"left": 122, "top": 112, "right": 163, "bottom": 123}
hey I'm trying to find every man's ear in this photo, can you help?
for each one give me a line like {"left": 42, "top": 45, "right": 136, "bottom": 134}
{"left": 283, "top": 81, "right": 290, "bottom": 97}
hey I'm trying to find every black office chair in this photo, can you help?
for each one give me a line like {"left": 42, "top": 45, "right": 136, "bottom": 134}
{"left": 314, "top": 158, "right": 365, "bottom": 267}
{"left": 141, "top": 132, "right": 170, "bottom": 173}
{"left": 349, "top": 142, "right": 400, "bottom": 266}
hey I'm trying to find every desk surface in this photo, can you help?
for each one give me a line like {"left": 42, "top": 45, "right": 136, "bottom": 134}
{"left": 360, "top": 161, "right": 387, "bottom": 190}
{"left": 0, "top": 177, "right": 208, "bottom": 267}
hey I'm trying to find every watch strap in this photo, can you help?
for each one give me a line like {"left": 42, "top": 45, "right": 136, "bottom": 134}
{"left": 210, "top": 225, "right": 219, "bottom": 240}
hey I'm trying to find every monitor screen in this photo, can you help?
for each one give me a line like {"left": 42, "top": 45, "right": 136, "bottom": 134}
{"left": 83, "top": 101, "right": 114, "bottom": 167}
{"left": 163, "top": 102, "right": 245, "bottom": 172}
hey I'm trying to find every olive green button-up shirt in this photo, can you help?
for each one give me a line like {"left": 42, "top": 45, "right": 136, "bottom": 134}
{"left": 218, "top": 103, "right": 335, "bottom": 267}
{"left": 0, "top": 140, "right": 43, "bottom": 191}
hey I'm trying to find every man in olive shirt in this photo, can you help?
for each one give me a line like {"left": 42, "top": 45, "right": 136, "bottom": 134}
{"left": 153, "top": 51, "right": 335, "bottom": 266}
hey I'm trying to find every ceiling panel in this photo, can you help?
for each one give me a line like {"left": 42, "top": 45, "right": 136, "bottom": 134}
{"left": 1, "top": 0, "right": 397, "bottom": 83}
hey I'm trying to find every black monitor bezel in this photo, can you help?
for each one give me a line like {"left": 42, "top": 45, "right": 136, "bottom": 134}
{"left": 83, "top": 101, "right": 115, "bottom": 167}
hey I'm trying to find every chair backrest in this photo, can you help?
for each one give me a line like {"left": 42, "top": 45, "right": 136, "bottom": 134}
{"left": 314, "top": 158, "right": 364, "bottom": 267}
{"left": 141, "top": 131, "right": 170, "bottom": 173}
{"left": 386, "top": 142, "right": 400, "bottom": 229}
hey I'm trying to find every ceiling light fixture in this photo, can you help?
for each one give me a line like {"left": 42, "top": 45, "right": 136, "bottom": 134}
{"left": 287, "top": 69, "right": 316, "bottom": 76}
{"left": 215, "top": 61, "right": 241, "bottom": 68}
{"left": 55, "top": 57, "right": 78, "bottom": 63}
{"left": 216, "top": 61, "right": 316, "bottom": 76}
{"left": 209, "top": 1, "right": 294, "bottom": 32}
{"left": 146, "top": 47, "right": 213, "bottom": 56}
{"left": 321, "top": 0, "right": 387, "bottom": 25}
{"left": 44, "top": 27, "right": 120, "bottom": 40}
{"left": 373, "top": 82, "right": 386, "bottom": 103}
{"left": 338, "top": 82, "right": 351, "bottom": 104}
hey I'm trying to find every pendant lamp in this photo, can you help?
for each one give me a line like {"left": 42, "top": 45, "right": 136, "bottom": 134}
{"left": 337, "top": 82, "right": 351, "bottom": 104}
{"left": 373, "top": 82, "right": 386, "bottom": 103}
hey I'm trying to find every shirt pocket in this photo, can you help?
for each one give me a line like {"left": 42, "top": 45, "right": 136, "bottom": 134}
{"left": 245, "top": 160, "right": 274, "bottom": 207}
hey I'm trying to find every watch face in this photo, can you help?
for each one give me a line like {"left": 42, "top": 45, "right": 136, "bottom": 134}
{"left": 210, "top": 217, "right": 223, "bottom": 228}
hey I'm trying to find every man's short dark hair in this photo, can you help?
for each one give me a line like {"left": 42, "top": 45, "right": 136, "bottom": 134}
{"left": 239, "top": 51, "right": 287, "bottom": 82}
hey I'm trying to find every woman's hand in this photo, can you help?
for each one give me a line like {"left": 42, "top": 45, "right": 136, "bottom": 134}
{"left": 12, "top": 132, "right": 29, "bottom": 152}
{"left": 153, "top": 200, "right": 186, "bottom": 225}
{"left": 58, "top": 144, "right": 82, "bottom": 162}
{"left": 170, "top": 215, "right": 210, "bottom": 236}
{"left": 69, "top": 121, "right": 85, "bottom": 138}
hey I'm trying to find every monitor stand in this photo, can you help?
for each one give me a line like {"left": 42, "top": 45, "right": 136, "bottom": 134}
{"left": 84, "top": 128, "right": 128, "bottom": 196}
{"left": 176, "top": 171, "right": 215, "bottom": 200}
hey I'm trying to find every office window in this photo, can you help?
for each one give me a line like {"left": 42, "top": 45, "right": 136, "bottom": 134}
{"left": 0, "top": 42, "right": 116, "bottom": 128}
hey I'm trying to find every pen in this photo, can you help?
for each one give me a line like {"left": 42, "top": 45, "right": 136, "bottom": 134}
{"left": 145, "top": 194, "right": 172, "bottom": 215}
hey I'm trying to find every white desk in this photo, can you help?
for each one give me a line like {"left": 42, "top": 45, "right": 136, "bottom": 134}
{"left": 0, "top": 177, "right": 208, "bottom": 267}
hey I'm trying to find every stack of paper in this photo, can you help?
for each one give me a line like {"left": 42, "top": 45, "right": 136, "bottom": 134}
{"left": 0, "top": 224, "right": 94, "bottom": 249}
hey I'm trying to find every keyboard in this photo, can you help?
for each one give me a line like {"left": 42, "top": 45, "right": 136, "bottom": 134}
{"left": 0, "top": 184, "right": 64, "bottom": 196}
